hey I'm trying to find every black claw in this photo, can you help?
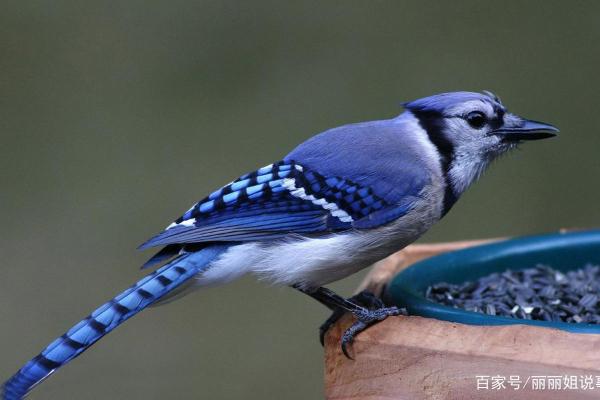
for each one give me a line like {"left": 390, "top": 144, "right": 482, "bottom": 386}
{"left": 341, "top": 336, "right": 353, "bottom": 359}
{"left": 319, "top": 308, "right": 345, "bottom": 346}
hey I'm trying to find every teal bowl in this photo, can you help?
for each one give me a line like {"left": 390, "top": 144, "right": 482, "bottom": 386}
{"left": 385, "top": 230, "right": 600, "bottom": 333}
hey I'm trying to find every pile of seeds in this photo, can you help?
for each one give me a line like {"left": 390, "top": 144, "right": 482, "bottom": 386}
{"left": 425, "top": 264, "right": 600, "bottom": 323}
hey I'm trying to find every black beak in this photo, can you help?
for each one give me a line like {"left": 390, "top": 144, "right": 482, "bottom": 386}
{"left": 493, "top": 119, "right": 559, "bottom": 142}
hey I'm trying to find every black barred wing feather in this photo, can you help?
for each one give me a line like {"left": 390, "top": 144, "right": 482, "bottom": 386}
{"left": 139, "top": 161, "right": 395, "bottom": 251}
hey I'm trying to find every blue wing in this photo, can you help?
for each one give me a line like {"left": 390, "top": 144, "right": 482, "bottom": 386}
{"left": 139, "top": 160, "right": 414, "bottom": 255}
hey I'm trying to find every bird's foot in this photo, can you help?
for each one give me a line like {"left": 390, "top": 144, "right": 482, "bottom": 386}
{"left": 319, "top": 290, "right": 385, "bottom": 345}
{"left": 318, "top": 290, "right": 407, "bottom": 358}
{"left": 340, "top": 305, "right": 406, "bottom": 359}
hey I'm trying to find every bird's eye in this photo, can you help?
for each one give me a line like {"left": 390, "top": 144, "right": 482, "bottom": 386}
{"left": 465, "top": 111, "right": 487, "bottom": 129}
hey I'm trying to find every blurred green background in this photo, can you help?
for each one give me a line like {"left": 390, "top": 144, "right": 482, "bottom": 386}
{"left": 1, "top": 1, "right": 599, "bottom": 399}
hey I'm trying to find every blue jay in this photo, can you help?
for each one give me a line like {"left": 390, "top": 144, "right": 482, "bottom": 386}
{"left": 2, "top": 91, "right": 557, "bottom": 399}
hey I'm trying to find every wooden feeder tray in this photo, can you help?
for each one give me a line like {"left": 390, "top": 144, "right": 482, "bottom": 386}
{"left": 324, "top": 234, "right": 600, "bottom": 399}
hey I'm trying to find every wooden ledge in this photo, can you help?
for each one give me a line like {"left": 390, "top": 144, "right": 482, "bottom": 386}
{"left": 325, "top": 315, "right": 600, "bottom": 399}
{"left": 324, "top": 235, "right": 600, "bottom": 399}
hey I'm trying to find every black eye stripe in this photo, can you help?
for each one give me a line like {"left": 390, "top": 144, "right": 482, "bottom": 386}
{"left": 490, "top": 115, "right": 504, "bottom": 129}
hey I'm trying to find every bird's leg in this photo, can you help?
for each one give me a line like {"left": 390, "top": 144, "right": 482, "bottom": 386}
{"left": 294, "top": 285, "right": 406, "bottom": 359}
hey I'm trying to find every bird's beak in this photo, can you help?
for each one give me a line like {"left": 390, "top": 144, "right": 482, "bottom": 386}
{"left": 493, "top": 118, "right": 559, "bottom": 142}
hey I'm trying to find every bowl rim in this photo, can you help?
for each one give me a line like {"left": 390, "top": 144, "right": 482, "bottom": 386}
{"left": 386, "top": 229, "right": 600, "bottom": 333}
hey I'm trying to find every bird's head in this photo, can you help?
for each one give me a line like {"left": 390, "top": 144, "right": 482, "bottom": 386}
{"left": 403, "top": 91, "right": 558, "bottom": 195}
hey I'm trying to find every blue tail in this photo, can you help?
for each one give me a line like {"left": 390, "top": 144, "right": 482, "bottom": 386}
{"left": 2, "top": 245, "right": 228, "bottom": 400}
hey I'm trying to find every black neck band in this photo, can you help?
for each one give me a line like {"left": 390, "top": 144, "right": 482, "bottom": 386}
{"left": 412, "top": 110, "right": 457, "bottom": 215}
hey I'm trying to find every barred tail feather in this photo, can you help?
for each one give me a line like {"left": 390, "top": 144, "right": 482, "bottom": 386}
{"left": 2, "top": 245, "right": 229, "bottom": 400}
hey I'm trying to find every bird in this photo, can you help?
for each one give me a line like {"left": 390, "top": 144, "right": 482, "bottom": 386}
{"left": 2, "top": 91, "right": 558, "bottom": 399}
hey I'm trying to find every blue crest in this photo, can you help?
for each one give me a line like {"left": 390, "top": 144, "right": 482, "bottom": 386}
{"left": 403, "top": 91, "right": 503, "bottom": 114}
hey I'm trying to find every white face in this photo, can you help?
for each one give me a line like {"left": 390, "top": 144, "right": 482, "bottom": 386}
{"left": 444, "top": 99, "right": 519, "bottom": 157}
{"left": 441, "top": 99, "right": 521, "bottom": 194}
